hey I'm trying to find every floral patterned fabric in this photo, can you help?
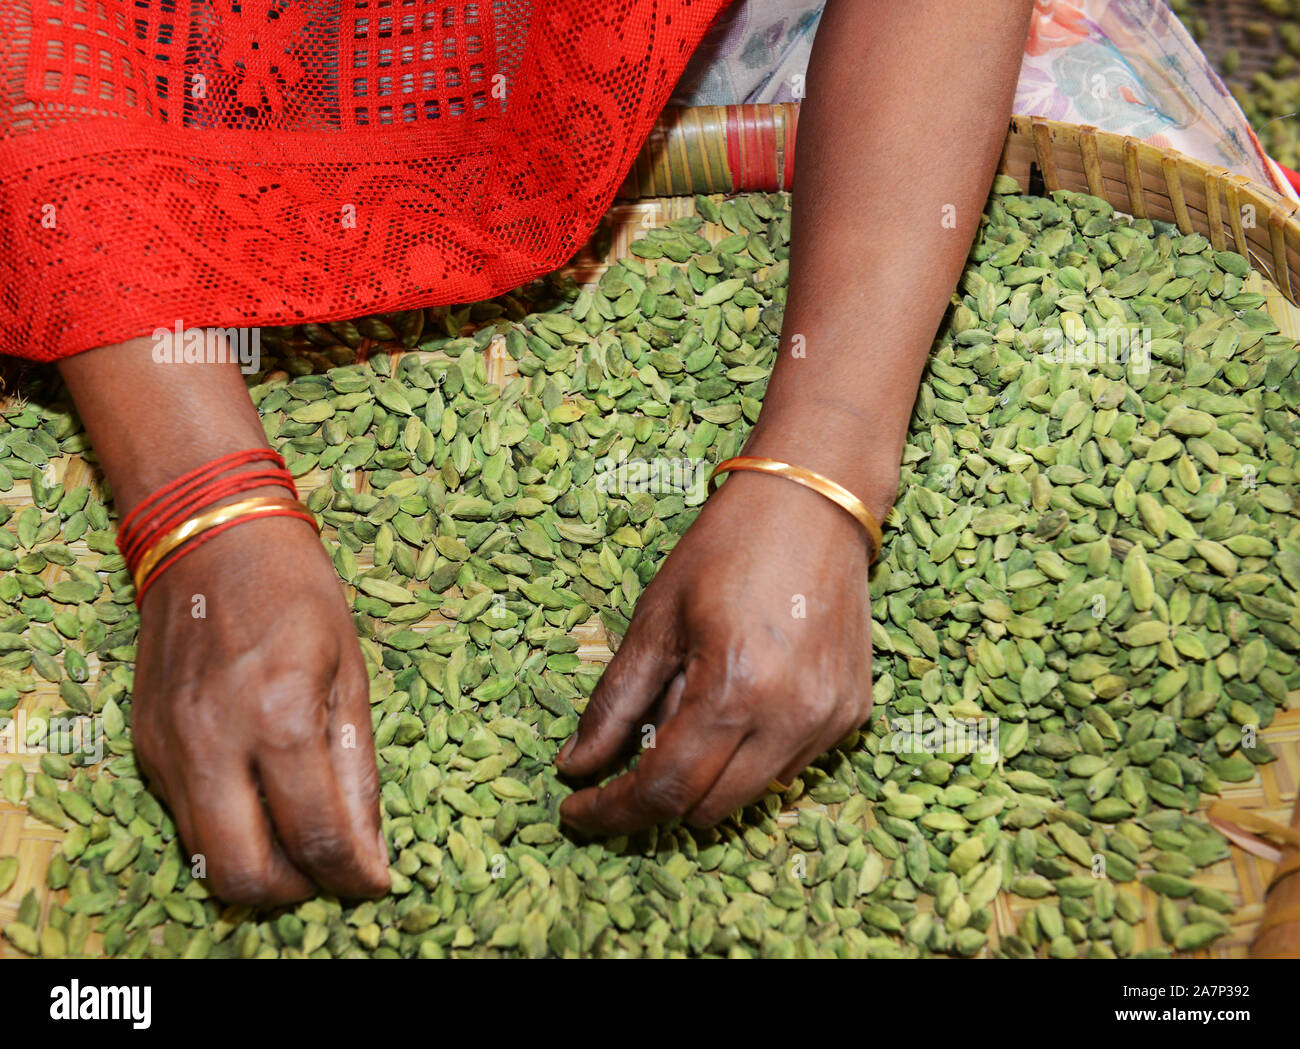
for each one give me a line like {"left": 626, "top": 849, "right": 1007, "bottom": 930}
{"left": 673, "top": 0, "right": 1298, "bottom": 200}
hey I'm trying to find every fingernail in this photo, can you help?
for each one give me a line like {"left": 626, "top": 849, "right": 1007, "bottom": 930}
{"left": 377, "top": 828, "right": 390, "bottom": 865}
{"left": 558, "top": 730, "right": 580, "bottom": 766}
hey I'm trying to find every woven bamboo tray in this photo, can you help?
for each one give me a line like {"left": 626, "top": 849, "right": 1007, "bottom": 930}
{"left": 3, "top": 109, "right": 1299, "bottom": 958}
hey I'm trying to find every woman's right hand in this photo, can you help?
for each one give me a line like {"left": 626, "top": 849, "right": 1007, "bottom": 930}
{"left": 129, "top": 512, "right": 391, "bottom": 906}
{"left": 60, "top": 338, "right": 390, "bottom": 907}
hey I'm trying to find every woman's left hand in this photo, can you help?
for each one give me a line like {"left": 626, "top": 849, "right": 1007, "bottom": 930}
{"left": 557, "top": 468, "right": 877, "bottom": 833}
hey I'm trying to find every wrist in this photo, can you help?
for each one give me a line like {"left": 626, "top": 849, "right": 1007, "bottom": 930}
{"left": 738, "top": 406, "right": 903, "bottom": 523}
{"left": 704, "top": 468, "right": 877, "bottom": 569}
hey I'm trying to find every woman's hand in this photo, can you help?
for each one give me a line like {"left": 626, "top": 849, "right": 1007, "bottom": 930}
{"left": 557, "top": 468, "right": 876, "bottom": 833}
{"left": 554, "top": 0, "right": 1035, "bottom": 836}
{"left": 128, "top": 514, "right": 392, "bottom": 906}
{"left": 60, "top": 338, "right": 391, "bottom": 907}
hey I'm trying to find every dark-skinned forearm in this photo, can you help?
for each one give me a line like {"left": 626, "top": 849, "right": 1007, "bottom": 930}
{"left": 59, "top": 338, "right": 273, "bottom": 515}
{"left": 742, "top": 0, "right": 1034, "bottom": 522}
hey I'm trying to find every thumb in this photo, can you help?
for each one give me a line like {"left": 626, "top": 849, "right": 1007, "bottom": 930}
{"left": 558, "top": 606, "right": 680, "bottom": 777}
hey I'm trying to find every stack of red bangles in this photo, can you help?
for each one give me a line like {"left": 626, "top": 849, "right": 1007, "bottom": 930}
{"left": 117, "top": 449, "right": 318, "bottom": 604}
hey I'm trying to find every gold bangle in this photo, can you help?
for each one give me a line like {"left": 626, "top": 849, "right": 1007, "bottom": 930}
{"left": 132, "top": 496, "right": 316, "bottom": 592}
{"left": 709, "top": 456, "right": 884, "bottom": 562}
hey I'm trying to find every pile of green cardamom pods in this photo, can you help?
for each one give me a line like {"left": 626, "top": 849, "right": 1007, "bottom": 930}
{"left": 0, "top": 179, "right": 1296, "bottom": 958}
{"left": 1170, "top": 0, "right": 1300, "bottom": 170}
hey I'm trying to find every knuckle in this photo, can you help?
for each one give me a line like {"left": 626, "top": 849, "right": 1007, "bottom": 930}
{"left": 707, "top": 693, "right": 752, "bottom": 734}
{"left": 251, "top": 678, "right": 331, "bottom": 749}
{"left": 835, "top": 683, "right": 875, "bottom": 733}
{"left": 288, "top": 823, "right": 352, "bottom": 874}
{"left": 359, "top": 866, "right": 391, "bottom": 898}
{"left": 724, "top": 644, "right": 789, "bottom": 700}
{"left": 636, "top": 774, "right": 697, "bottom": 820}
{"left": 337, "top": 655, "right": 371, "bottom": 707}
{"left": 172, "top": 714, "right": 217, "bottom": 764}
{"left": 127, "top": 696, "right": 163, "bottom": 746}
{"left": 794, "top": 683, "right": 848, "bottom": 733}
{"left": 165, "top": 692, "right": 231, "bottom": 761}
{"left": 131, "top": 730, "right": 165, "bottom": 780}
{"left": 830, "top": 703, "right": 866, "bottom": 741}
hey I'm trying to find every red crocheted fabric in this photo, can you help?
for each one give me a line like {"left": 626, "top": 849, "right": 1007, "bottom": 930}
{"left": 0, "top": 0, "right": 731, "bottom": 362}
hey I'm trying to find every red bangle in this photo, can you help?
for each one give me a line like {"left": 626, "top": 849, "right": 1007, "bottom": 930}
{"left": 133, "top": 497, "right": 318, "bottom": 605}
{"left": 117, "top": 449, "right": 314, "bottom": 605}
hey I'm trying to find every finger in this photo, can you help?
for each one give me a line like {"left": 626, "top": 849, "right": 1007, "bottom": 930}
{"left": 773, "top": 739, "right": 837, "bottom": 793}
{"left": 558, "top": 600, "right": 682, "bottom": 777}
{"left": 135, "top": 748, "right": 203, "bottom": 873}
{"left": 686, "top": 733, "right": 806, "bottom": 827}
{"left": 560, "top": 666, "right": 748, "bottom": 834}
{"left": 184, "top": 753, "right": 316, "bottom": 906}
{"left": 136, "top": 733, "right": 305, "bottom": 904}
{"left": 773, "top": 711, "right": 871, "bottom": 787}
{"left": 132, "top": 737, "right": 187, "bottom": 837}
{"left": 257, "top": 714, "right": 391, "bottom": 899}
{"left": 328, "top": 650, "right": 391, "bottom": 876}
{"left": 560, "top": 719, "right": 745, "bottom": 835}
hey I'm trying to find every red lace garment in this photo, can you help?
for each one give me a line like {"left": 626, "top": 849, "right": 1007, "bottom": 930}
{"left": 0, "top": 0, "right": 731, "bottom": 362}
